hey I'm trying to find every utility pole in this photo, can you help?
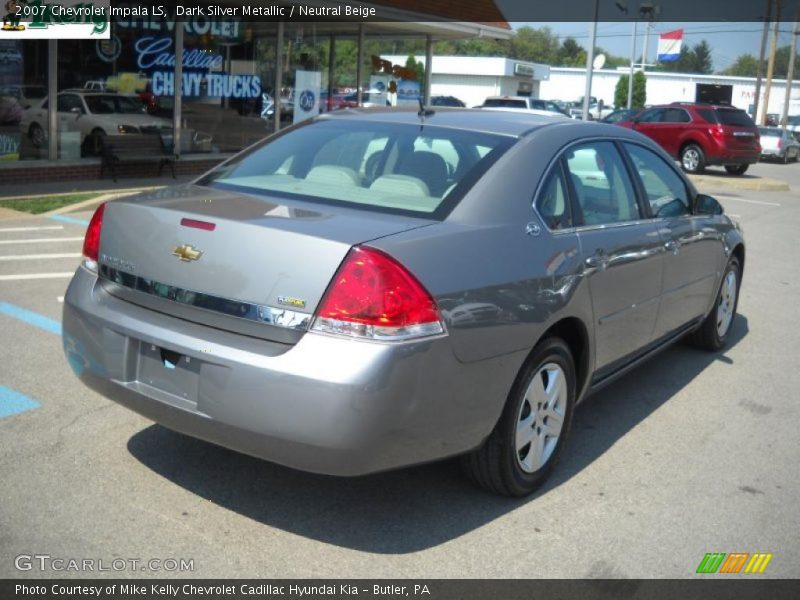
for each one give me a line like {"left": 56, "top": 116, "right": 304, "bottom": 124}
{"left": 627, "top": 21, "right": 637, "bottom": 109}
{"left": 753, "top": 0, "right": 773, "bottom": 123}
{"left": 781, "top": 17, "right": 799, "bottom": 130}
{"left": 761, "top": 0, "right": 782, "bottom": 126}
{"left": 582, "top": 0, "right": 599, "bottom": 121}
{"left": 641, "top": 21, "right": 650, "bottom": 70}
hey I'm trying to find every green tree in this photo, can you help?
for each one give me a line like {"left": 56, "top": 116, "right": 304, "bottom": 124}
{"left": 558, "top": 37, "right": 584, "bottom": 66}
{"left": 614, "top": 71, "right": 647, "bottom": 109}
{"left": 692, "top": 40, "right": 713, "bottom": 74}
{"left": 720, "top": 53, "right": 760, "bottom": 77}
{"left": 404, "top": 55, "right": 425, "bottom": 83}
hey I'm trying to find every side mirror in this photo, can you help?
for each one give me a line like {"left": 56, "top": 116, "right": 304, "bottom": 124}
{"left": 70, "top": 107, "right": 82, "bottom": 116}
{"left": 694, "top": 194, "right": 724, "bottom": 216}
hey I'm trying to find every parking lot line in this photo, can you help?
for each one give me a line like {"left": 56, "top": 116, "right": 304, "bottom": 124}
{"left": 0, "top": 273, "right": 74, "bottom": 281}
{"left": 0, "top": 385, "right": 41, "bottom": 419}
{"left": 0, "top": 301, "right": 62, "bottom": 335}
{"left": 0, "top": 253, "right": 82, "bottom": 261}
{"left": 719, "top": 196, "right": 781, "bottom": 207}
{"left": 0, "top": 237, "right": 84, "bottom": 245}
{"left": 0, "top": 226, "right": 64, "bottom": 233}
{"left": 49, "top": 215, "right": 89, "bottom": 226}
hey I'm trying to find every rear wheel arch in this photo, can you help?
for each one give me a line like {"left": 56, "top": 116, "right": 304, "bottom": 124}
{"left": 679, "top": 138, "right": 705, "bottom": 157}
{"left": 731, "top": 243, "right": 745, "bottom": 276}
{"left": 538, "top": 317, "right": 591, "bottom": 401}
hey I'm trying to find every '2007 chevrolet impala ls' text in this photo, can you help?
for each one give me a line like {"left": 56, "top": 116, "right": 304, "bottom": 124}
{"left": 63, "top": 108, "right": 744, "bottom": 496}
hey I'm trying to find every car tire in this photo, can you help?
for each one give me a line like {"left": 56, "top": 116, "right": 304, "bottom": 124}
{"left": 680, "top": 144, "right": 706, "bottom": 174}
{"left": 724, "top": 164, "right": 749, "bottom": 175}
{"left": 461, "top": 337, "right": 576, "bottom": 497}
{"left": 29, "top": 123, "right": 45, "bottom": 148}
{"left": 691, "top": 256, "right": 741, "bottom": 352}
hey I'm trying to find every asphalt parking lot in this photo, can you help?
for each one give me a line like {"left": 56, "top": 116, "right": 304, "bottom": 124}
{"left": 1, "top": 161, "right": 799, "bottom": 579}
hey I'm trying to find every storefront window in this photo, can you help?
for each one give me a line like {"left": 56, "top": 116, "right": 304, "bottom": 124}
{"left": 1, "top": 40, "right": 46, "bottom": 162}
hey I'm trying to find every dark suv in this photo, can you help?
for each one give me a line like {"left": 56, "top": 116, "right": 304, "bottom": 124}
{"left": 618, "top": 103, "right": 760, "bottom": 175}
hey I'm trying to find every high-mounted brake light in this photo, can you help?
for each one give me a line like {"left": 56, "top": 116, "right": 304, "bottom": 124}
{"left": 311, "top": 246, "right": 445, "bottom": 341}
{"left": 82, "top": 202, "right": 106, "bottom": 264}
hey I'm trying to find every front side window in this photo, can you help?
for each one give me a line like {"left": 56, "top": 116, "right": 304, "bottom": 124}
{"left": 624, "top": 143, "right": 691, "bottom": 218}
{"left": 637, "top": 108, "right": 665, "bottom": 123}
{"left": 200, "top": 120, "right": 514, "bottom": 219}
{"left": 563, "top": 142, "right": 640, "bottom": 225}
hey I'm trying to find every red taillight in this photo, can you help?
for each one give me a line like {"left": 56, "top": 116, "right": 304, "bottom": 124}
{"left": 82, "top": 202, "right": 106, "bottom": 262}
{"left": 312, "top": 246, "right": 444, "bottom": 341}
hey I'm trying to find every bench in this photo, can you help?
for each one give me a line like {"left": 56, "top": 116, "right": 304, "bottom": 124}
{"left": 100, "top": 134, "right": 175, "bottom": 182}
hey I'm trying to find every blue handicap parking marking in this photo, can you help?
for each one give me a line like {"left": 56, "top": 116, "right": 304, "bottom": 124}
{"left": 49, "top": 215, "right": 89, "bottom": 226}
{"left": 0, "top": 385, "right": 41, "bottom": 419}
{"left": 0, "top": 302, "right": 62, "bottom": 335}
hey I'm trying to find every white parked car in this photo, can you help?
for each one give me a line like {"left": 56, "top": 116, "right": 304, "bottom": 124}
{"left": 479, "top": 96, "right": 571, "bottom": 118}
{"left": 20, "top": 91, "right": 173, "bottom": 155}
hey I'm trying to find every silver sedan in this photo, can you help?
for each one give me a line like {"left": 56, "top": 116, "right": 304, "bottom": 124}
{"left": 63, "top": 109, "right": 744, "bottom": 496}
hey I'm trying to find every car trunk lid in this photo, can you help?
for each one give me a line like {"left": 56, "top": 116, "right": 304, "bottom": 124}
{"left": 97, "top": 184, "right": 435, "bottom": 344}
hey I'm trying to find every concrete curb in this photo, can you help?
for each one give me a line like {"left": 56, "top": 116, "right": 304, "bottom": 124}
{"left": 42, "top": 187, "right": 163, "bottom": 216}
{"left": 688, "top": 174, "right": 789, "bottom": 192}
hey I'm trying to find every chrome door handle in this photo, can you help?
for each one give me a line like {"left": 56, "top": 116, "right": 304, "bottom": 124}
{"left": 664, "top": 240, "right": 680, "bottom": 255}
{"left": 583, "top": 255, "right": 606, "bottom": 275}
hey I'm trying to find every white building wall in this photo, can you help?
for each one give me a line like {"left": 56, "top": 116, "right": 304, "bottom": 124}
{"left": 380, "top": 56, "right": 800, "bottom": 117}
{"left": 541, "top": 68, "right": 800, "bottom": 117}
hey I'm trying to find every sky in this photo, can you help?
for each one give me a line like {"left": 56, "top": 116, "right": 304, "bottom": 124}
{"left": 518, "top": 22, "right": 797, "bottom": 71}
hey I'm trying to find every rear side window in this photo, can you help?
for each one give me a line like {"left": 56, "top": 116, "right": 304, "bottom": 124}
{"left": 696, "top": 109, "right": 719, "bottom": 123}
{"left": 201, "top": 120, "right": 514, "bottom": 219}
{"left": 536, "top": 164, "right": 572, "bottom": 230}
{"left": 716, "top": 109, "right": 755, "bottom": 127}
{"left": 663, "top": 108, "right": 691, "bottom": 123}
{"left": 564, "top": 142, "right": 640, "bottom": 225}
{"left": 624, "top": 143, "right": 691, "bottom": 218}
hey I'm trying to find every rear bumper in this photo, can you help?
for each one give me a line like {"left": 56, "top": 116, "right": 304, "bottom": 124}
{"left": 62, "top": 265, "right": 511, "bottom": 476}
{"left": 704, "top": 139, "right": 760, "bottom": 166}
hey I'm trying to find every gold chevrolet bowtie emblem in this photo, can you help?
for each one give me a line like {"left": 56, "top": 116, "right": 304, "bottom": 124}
{"left": 172, "top": 244, "right": 202, "bottom": 262}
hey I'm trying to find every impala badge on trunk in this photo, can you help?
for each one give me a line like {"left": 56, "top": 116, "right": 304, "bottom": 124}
{"left": 173, "top": 244, "right": 203, "bottom": 262}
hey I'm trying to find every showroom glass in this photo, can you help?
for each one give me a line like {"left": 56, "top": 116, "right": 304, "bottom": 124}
{"left": 624, "top": 143, "right": 691, "bottom": 218}
{"left": 563, "top": 141, "right": 640, "bottom": 226}
{"left": 536, "top": 163, "right": 572, "bottom": 230}
{"left": 201, "top": 120, "right": 514, "bottom": 218}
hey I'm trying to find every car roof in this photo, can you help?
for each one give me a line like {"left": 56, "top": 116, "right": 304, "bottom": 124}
{"left": 317, "top": 107, "right": 574, "bottom": 137}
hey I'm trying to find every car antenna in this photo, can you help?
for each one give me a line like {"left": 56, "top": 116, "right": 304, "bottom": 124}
{"left": 418, "top": 97, "right": 435, "bottom": 123}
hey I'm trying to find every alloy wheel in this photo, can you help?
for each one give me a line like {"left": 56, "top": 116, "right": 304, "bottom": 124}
{"left": 515, "top": 363, "right": 567, "bottom": 473}
{"left": 716, "top": 270, "right": 737, "bottom": 337}
{"left": 682, "top": 148, "right": 700, "bottom": 172}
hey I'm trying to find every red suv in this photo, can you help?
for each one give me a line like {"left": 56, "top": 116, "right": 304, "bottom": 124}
{"left": 618, "top": 103, "right": 761, "bottom": 175}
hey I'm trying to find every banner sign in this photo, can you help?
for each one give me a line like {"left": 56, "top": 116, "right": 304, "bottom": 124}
{"left": 1, "top": 0, "right": 110, "bottom": 38}
{"left": 293, "top": 70, "right": 321, "bottom": 124}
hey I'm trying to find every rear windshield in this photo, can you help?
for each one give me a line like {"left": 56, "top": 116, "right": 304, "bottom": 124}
{"left": 711, "top": 109, "right": 755, "bottom": 127}
{"left": 199, "top": 119, "right": 515, "bottom": 219}
{"left": 483, "top": 98, "right": 527, "bottom": 108}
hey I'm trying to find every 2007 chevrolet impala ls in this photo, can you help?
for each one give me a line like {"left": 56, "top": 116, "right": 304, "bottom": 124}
{"left": 63, "top": 108, "right": 744, "bottom": 496}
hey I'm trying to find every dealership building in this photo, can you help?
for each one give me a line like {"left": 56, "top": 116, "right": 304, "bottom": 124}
{"left": 388, "top": 55, "right": 800, "bottom": 118}
{"left": 0, "top": 0, "right": 510, "bottom": 183}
